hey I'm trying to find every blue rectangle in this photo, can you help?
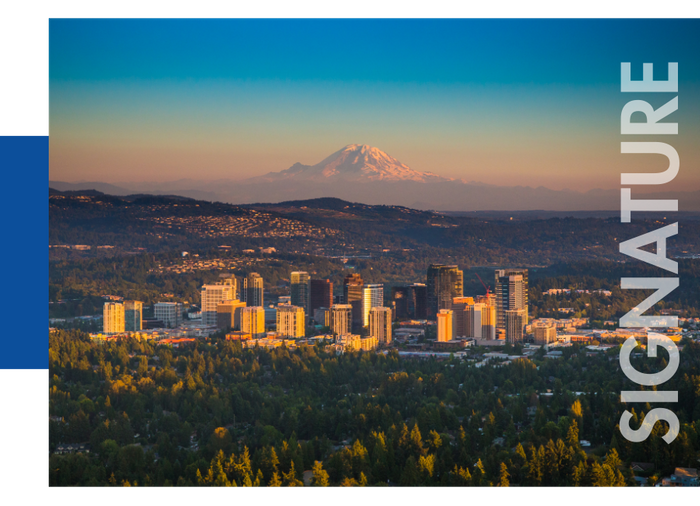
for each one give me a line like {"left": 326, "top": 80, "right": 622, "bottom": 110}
{"left": 0, "top": 136, "right": 48, "bottom": 369}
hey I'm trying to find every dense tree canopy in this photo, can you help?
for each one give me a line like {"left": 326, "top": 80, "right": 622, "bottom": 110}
{"left": 49, "top": 330, "right": 700, "bottom": 486}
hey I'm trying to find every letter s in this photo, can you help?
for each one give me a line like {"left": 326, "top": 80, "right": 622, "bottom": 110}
{"left": 620, "top": 408, "right": 679, "bottom": 443}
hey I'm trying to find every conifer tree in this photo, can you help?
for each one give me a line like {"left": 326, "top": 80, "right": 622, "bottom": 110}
{"left": 498, "top": 463, "right": 510, "bottom": 487}
{"left": 311, "top": 460, "right": 330, "bottom": 486}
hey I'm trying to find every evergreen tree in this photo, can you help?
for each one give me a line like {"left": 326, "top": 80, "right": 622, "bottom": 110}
{"left": 498, "top": 463, "right": 510, "bottom": 487}
{"left": 311, "top": 461, "right": 329, "bottom": 487}
{"left": 268, "top": 471, "right": 282, "bottom": 487}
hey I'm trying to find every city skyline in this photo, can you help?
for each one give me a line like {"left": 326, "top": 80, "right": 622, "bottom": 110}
{"left": 43, "top": 14, "right": 700, "bottom": 491}
{"left": 49, "top": 19, "right": 700, "bottom": 194}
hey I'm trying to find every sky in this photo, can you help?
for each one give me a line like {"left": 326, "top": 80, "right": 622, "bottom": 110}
{"left": 49, "top": 19, "right": 700, "bottom": 192}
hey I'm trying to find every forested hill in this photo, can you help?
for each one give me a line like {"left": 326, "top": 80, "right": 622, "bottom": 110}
{"left": 50, "top": 190, "right": 700, "bottom": 266}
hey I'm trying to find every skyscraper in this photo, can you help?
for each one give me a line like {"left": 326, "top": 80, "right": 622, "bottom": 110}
{"left": 243, "top": 273, "right": 264, "bottom": 308}
{"left": 330, "top": 304, "right": 353, "bottom": 336}
{"left": 390, "top": 286, "right": 409, "bottom": 320}
{"left": 103, "top": 302, "right": 125, "bottom": 334}
{"left": 276, "top": 305, "right": 305, "bottom": 338}
{"left": 427, "top": 265, "right": 463, "bottom": 319}
{"left": 343, "top": 273, "right": 364, "bottom": 328}
{"left": 369, "top": 307, "right": 392, "bottom": 345}
{"left": 290, "top": 271, "right": 310, "bottom": 311}
{"left": 480, "top": 304, "right": 497, "bottom": 340}
{"left": 390, "top": 283, "right": 428, "bottom": 320}
{"left": 201, "top": 283, "right": 235, "bottom": 326}
{"left": 436, "top": 309, "right": 454, "bottom": 342}
{"left": 310, "top": 279, "right": 333, "bottom": 313}
{"left": 362, "top": 284, "right": 384, "bottom": 327}
{"left": 505, "top": 309, "right": 527, "bottom": 344}
{"left": 241, "top": 306, "right": 265, "bottom": 338}
{"left": 220, "top": 273, "right": 239, "bottom": 300}
{"left": 124, "top": 300, "right": 142, "bottom": 332}
{"left": 408, "top": 283, "right": 428, "bottom": 319}
{"left": 451, "top": 296, "right": 475, "bottom": 338}
{"left": 495, "top": 269, "right": 529, "bottom": 329}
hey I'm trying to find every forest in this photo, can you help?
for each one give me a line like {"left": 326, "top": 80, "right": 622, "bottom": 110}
{"left": 49, "top": 330, "right": 700, "bottom": 486}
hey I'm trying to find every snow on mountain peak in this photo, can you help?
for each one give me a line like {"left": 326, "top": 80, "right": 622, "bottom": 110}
{"left": 285, "top": 144, "right": 449, "bottom": 182}
{"left": 260, "top": 144, "right": 452, "bottom": 183}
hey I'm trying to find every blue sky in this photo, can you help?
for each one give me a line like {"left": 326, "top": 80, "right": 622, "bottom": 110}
{"left": 49, "top": 19, "right": 700, "bottom": 191}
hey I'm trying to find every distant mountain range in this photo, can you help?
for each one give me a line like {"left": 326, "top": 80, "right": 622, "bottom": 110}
{"left": 50, "top": 144, "right": 700, "bottom": 211}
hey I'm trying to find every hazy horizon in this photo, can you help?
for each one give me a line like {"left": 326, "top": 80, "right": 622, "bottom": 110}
{"left": 50, "top": 19, "right": 700, "bottom": 193}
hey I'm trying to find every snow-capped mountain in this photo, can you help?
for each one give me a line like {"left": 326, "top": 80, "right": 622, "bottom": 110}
{"left": 250, "top": 144, "right": 452, "bottom": 183}
{"left": 54, "top": 143, "right": 699, "bottom": 211}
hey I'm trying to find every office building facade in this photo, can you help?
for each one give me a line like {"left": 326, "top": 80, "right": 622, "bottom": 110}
{"left": 329, "top": 304, "right": 353, "bottom": 336}
{"left": 201, "top": 283, "right": 235, "bottom": 327}
{"left": 390, "top": 286, "right": 409, "bottom": 320}
{"left": 310, "top": 279, "right": 333, "bottom": 313}
{"left": 362, "top": 284, "right": 384, "bottom": 327}
{"left": 408, "top": 283, "right": 428, "bottom": 319}
{"left": 451, "top": 296, "right": 475, "bottom": 337}
{"left": 243, "top": 273, "right": 264, "bottom": 308}
{"left": 103, "top": 302, "right": 125, "bottom": 334}
{"left": 369, "top": 306, "right": 392, "bottom": 345}
{"left": 343, "top": 273, "right": 364, "bottom": 328}
{"left": 495, "top": 269, "right": 529, "bottom": 329}
{"left": 154, "top": 302, "right": 184, "bottom": 328}
{"left": 314, "top": 307, "right": 331, "bottom": 327}
{"left": 533, "top": 320, "right": 557, "bottom": 346}
{"left": 241, "top": 306, "right": 266, "bottom": 338}
{"left": 427, "top": 265, "right": 463, "bottom": 319}
{"left": 276, "top": 305, "right": 305, "bottom": 338}
{"left": 216, "top": 299, "right": 247, "bottom": 330}
{"left": 124, "top": 300, "right": 143, "bottom": 332}
{"left": 290, "top": 271, "right": 310, "bottom": 311}
{"left": 505, "top": 309, "right": 527, "bottom": 344}
{"left": 219, "top": 274, "right": 239, "bottom": 300}
{"left": 436, "top": 309, "right": 454, "bottom": 342}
